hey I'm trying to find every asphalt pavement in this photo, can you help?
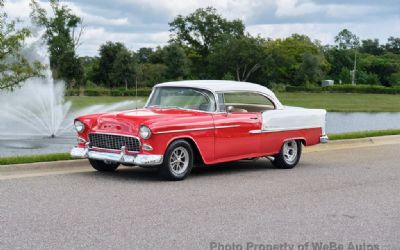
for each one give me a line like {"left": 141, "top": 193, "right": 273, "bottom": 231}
{"left": 1, "top": 144, "right": 399, "bottom": 250}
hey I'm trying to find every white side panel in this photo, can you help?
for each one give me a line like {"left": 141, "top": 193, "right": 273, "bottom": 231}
{"left": 262, "top": 106, "right": 327, "bottom": 133}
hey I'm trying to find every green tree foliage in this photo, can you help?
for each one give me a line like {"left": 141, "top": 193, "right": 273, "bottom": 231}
{"left": 30, "top": 0, "right": 83, "bottom": 88}
{"left": 97, "top": 41, "right": 126, "bottom": 87}
{"left": 264, "top": 34, "right": 329, "bottom": 85}
{"left": 334, "top": 29, "right": 360, "bottom": 49}
{"left": 83, "top": 8, "right": 400, "bottom": 89}
{"left": 169, "top": 7, "right": 245, "bottom": 58}
{"left": 137, "top": 63, "right": 167, "bottom": 87}
{"left": 385, "top": 37, "right": 400, "bottom": 54}
{"left": 137, "top": 47, "right": 154, "bottom": 64}
{"left": 209, "top": 35, "right": 266, "bottom": 82}
{"left": 110, "top": 48, "right": 136, "bottom": 89}
{"left": 161, "top": 43, "right": 190, "bottom": 80}
{"left": 360, "top": 39, "right": 383, "bottom": 55}
{"left": 0, "top": 0, "right": 43, "bottom": 90}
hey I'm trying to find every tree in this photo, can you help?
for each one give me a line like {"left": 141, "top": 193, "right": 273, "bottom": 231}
{"left": 334, "top": 29, "right": 360, "bottom": 85}
{"left": 325, "top": 48, "right": 354, "bottom": 82}
{"left": 110, "top": 48, "right": 136, "bottom": 89}
{"left": 360, "top": 39, "right": 383, "bottom": 55}
{"left": 0, "top": 0, "right": 43, "bottom": 90}
{"left": 296, "top": 52, "right": 326, "bottom": 86}
{"left": 264, "top": 34, "right": 329, "bottom": 86}
{"left": 97, "top": 41, "right": 126, "bottom": 87}
{"left": 169, "top": 7, "right": 245, "bottom": 58}
{"left": 30, "top": 0, "right": 83, "bottom": 87}
{"left": 162, "top": 43, "right": 190, "bottom": 80}
{"left": 385, "top": 36, "right": 400, "bottom": 54}
{"left": 137, "top": 63, "right": 167, "bottom": 87}
{"left": 334, "top": 29, "right": 360, "bottom": 50}
{"left": 137, "top": 47, "right": 154, "bottom": 64}
{"left": 209, "top": 35, "right": 266, "bottom": 82}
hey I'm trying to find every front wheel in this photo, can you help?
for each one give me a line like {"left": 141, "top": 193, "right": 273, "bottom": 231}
{"left": 272, "top": 140, "right": 302, "bottom": 169}
{"left": 159, "top": 140, "right": 194, "bottom": 181}
{"left": 89, "top": 159, "right": 120, "bottom": 172}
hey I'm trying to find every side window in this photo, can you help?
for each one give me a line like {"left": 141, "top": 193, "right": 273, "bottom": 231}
{"left": 222, "top": 92, "right": 275, "bottom": 113}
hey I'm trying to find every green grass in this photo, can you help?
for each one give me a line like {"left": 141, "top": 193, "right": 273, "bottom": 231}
{"left": 66, "top": 93, "right": 400, "bottom": 112}
{"left": 276, "top": 92, "right": 400, "bottom": 112}
{"left": 328, "top": 129, "right": 400, "bottom": 140}
{"left": 66, "top": 96, "right": 143, "bottom": 110}
{"left": 0, "top": 153, "right": 73, "bottom": 166}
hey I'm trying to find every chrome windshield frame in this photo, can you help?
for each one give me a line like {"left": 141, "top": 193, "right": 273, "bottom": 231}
{"left": 144, "top": 86, "right": 219, "bottom": 113}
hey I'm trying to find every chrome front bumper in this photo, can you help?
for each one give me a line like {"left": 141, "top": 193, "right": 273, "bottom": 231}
{"left": 70, "top": 147, "right": 163, "bottom": 166}
{"left": 320, "top": 134, "right": 329, "bottom": 143}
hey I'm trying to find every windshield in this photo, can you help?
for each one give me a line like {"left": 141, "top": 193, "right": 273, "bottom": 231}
{"left": 146, "top": 87, "right": 216, "bottom": 112}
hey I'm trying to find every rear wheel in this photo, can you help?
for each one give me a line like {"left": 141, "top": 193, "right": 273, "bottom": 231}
{"left": 272, "top": 140, "right": 302, "bottom": 169}
{"left": 159, "top": 140, "right": 194, "bottom": 181}
{"left": 89, "top": 159, "right": 120, "bottom": 172}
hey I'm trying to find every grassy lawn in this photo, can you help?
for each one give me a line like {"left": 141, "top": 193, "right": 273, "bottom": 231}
{"left": 328, "top": 129, "right": 400, "bottom": 140}
{"left": 0, "top": 153, "right": 72, "bottom": 165}
{"left": 66, "top": 96, "right": 143, "bottom": 110}
{"left": 66, "top": 93, "right": 400, "bottom": 112}
{"left": 276, "top": 92, "right": 400, "bottom": 112}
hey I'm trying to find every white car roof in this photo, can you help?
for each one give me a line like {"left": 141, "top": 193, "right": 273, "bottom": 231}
{"left": 155, "top": 80, "right": 283, "bottom": 109}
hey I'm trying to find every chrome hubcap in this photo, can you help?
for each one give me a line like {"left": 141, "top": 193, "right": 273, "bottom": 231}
{"left": 283, "top": 140, "right": 298, "bottom": 164}
{"left": 169, "top": 146, "right": 189, "bottom": 175}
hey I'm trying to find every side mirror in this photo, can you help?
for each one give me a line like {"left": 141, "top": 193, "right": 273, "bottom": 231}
{"left": 226, "top": 105, "right": 234, "bottom": 113}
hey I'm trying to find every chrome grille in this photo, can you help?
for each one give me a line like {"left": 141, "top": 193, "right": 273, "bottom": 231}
{"left": 89, "top": 133, "right": 140, "bottom": 152}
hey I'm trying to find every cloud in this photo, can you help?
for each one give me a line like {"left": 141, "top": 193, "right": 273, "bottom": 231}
{"left": 4, "top": 0, "right": 400, "bottom": 56}
{"left": 247, "top": 16, "right": 400, "bottom": 44}
{"left": 79, "top": 27, "right": 169, "bottom": 56}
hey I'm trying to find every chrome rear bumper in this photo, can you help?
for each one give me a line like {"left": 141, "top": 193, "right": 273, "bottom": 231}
{"left": 70, "top": 147, "right": 163, "bottom": 166}
{"left": 320, "top": 134, "right": 329, "bottom": 143}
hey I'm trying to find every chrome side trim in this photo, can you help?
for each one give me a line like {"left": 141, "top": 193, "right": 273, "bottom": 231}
{"left": 248, "top": 126, "right": 322, "bottom": 134}
{"left": 154, "top": 125, "right": 240, "bottom": 134}
{"left": 154, "top": 127, "right": 215, "bottom": 134}
{"left": 215, "top": 125, "right": 240, "bottom": 129}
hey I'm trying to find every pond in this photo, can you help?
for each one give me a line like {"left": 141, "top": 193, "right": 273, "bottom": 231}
{"left": 0, "top": 112, "right": 399, "bottom": 157}
{"left": 326, "top": 112, "right": 400, "bottom": 134}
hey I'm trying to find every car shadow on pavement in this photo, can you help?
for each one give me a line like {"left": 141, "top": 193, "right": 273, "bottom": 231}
{"left": 76, "top": 158, "right": 280, "bottom": 182}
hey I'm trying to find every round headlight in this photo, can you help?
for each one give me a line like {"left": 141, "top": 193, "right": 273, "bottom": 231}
{"left": 74, "top": 120, "right": 85, "bottom": 133}
{"left": 139, "top": 125, "right": 151, "bottom": 139}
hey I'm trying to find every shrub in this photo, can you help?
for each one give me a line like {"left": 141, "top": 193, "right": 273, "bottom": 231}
{"left": 83, "top": 88, "right": 110, "bottom": 96}
{"left": 286, "top": 84, "right": 400, "bottom": 94}
{"left": 65, "top": 89, "right": 80, "bottom": 96}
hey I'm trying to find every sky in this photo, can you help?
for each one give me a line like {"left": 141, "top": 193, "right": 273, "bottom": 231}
{"left": 4, "top": 0, "right": 400, "bottom": 56}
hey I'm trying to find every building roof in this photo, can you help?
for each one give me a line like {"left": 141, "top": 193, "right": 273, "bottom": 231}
{"left": 155, "top": 80, "right": 283, "bottom": 108}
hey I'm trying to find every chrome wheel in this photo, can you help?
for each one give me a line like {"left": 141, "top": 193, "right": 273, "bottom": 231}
{"left": 282, "top": 140, "right": 298, "bottom": 164}
{"left": 169, "top": 146, "right": 189, "bottom": 175}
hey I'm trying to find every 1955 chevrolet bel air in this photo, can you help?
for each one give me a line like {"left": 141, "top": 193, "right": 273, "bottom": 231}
{"left": 71, "top": 80, "right": 328, "bottom": 180}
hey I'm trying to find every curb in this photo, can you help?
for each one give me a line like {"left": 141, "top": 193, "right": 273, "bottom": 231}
{"left": 304, "top": 134, "right": 400, "bottom": 153}
{"left": 1, "top": 135, "right": 399, "bottom": 173}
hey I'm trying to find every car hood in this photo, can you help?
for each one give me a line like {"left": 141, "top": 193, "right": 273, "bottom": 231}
{"left": 88, "top": 108, "right": 212, "bottom": 135}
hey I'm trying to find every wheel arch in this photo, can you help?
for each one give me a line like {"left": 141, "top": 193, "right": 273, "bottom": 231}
{"left": 166, "top": 136, "right": 205, "bottom": 165}
{"left": 283, "top": 137, "right": 306, "bottom": 146}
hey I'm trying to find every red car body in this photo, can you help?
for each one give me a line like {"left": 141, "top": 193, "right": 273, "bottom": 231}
{"left": 71, "top": 80, "right": 327, "bottom": 180}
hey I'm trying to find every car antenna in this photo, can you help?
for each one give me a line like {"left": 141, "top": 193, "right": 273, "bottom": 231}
{"left": 135, "top": 75, "right": 138, "bottom": 112}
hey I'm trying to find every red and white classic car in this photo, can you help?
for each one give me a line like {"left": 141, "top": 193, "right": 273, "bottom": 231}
{"left": 71, "top": 80, "right": 328, "bottom": 180}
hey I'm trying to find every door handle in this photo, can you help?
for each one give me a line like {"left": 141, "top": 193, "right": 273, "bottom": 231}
{"left": 250, "top": 117, "right": 258, "bottom": 120}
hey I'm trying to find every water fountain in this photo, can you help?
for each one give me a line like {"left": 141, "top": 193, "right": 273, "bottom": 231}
{"left": 0, "top": 35, "right": 139, "bottom": 156}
